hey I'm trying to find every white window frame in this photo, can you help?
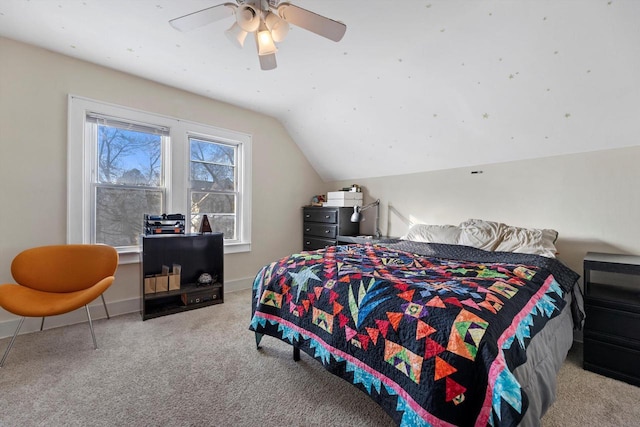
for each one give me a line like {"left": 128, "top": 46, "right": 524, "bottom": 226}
{"left": 68, "top": 95, "right": 252, "bottom": 264}
{"left": 188, "top": 133, "right": 240, "bottom": 240}
{"left": 86, "top": 113, "right": 170, "bottom": 254}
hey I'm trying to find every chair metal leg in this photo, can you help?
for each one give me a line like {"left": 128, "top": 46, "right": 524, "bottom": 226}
{"left": 85, "top": 305, "right": 98, "bottom": 349}
{"left": 100, "top": 294, "right": 110, "bottom": 319}
{"left": 40, "top": 317, "right": 45, "bottom": 331}
{"left": 1, "top": 317, "right": 25, "bottom": 368}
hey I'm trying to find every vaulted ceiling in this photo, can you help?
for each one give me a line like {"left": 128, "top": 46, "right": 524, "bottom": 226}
{"left": 1, "top": 0, "right": 638, "bottom": 181}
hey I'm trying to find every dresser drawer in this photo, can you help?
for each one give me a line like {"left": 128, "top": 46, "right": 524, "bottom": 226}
{"left": 304, "top": 223, "right": 337, "bottom": 239}
{"left": 584, "top": 303, "right": 640, "bottom": 341}
{"left": 302, "top": 207, "right": 358, "bottom": 252}
{"left": 303, "top": 237, "right": 336, "bottom": 251}
{"left": 303, "top": 209, "right": 337, "bottom": 224}
{"left": 584, "top": 338, "right": 640, "bottom": 385}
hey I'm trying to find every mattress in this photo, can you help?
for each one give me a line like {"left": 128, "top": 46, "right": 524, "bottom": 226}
{"left": 513, "top": 289, "right": 577, "bottom": 426}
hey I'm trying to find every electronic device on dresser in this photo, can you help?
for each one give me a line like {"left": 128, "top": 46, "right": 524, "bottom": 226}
{"left": 583, "top": 252, "right": 640, "bottom": 386}
{"left": 302, "top": 206, "right": 359, "bottom": 251}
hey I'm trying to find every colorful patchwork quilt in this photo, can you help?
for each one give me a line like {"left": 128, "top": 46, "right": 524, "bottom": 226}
{"left": 249, "top": 242, "right": 580, "bottom": 426}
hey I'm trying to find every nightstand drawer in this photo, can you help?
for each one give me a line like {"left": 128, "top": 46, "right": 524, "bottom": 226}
{"left": 303, "top": 209, "right": 337, "bottom": 224}
{"left": 584, "top": 303, "right": 640, "bottom": 341}
{"left": 584, "top": 338, "right": 640, "bottom": 385}
{"left": 583, "top": 252, "right": 640, "bottom": 386}
{"left": 304, "top": 223, "right": 337, "bottom": 239}
{"left": 303, "top": 237, "right": 336, "bottom": 251}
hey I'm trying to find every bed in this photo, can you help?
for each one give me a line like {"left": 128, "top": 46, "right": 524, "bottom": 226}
{"left": 249, "top": 219, "right": 583, "bottom": 426}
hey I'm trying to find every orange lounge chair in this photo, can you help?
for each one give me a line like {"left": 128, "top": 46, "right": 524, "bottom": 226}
{"left": 0, "top": 244, "right": 118, "bottom": 367}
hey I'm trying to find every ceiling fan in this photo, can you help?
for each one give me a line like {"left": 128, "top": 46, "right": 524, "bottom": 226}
{"left": 169, "top": 1, "right": 347, "bottom": 71}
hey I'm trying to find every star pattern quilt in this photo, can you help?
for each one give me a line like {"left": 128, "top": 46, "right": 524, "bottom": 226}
{"left": 249, "top": 242, "right": 579, "bottom": 426}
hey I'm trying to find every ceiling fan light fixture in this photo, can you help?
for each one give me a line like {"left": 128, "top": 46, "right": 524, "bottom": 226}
{"left": 256, "top": 23, "right": 277, "bottom": 56}
{"left": 169, "top": 1, "right": 347, "bottom": 71}
{"left": 264, "top": 11, "right": 289, "bottom": 43}
{"left": 237, "top": 4, "right": 260, "bottom": 32}
{"left": 225, "top": 22, "right": 248, "bottom": 48}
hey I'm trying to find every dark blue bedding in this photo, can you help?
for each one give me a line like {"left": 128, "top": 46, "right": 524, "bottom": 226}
{"left": 249, "top": 242, "right": 580, "bottom": 426}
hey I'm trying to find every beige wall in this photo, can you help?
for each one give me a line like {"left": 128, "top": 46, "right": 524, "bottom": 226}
{"left": 0, "top": 37, "right": 325, "bottom": 332}
{"left": 330, "top": 146, "right": 640, "bottom": 281}
{"left": 2, "top": 35, "right": 639, "bottom": 337}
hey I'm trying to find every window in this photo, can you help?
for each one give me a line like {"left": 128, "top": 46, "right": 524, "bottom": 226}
{"left": 189, "top": 137, "right": 238, "bottom": 239}
{"left": 90, "top": 115, "right": 167, "bottom": 248}
{"left": 68, "top": 95, "right": 252, "bottom": 263}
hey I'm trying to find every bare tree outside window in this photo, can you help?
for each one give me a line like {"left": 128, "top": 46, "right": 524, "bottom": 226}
{"left": 190, "top": 138, "right": 237, "bottom": 239}
{"left": 95, "top": 125, "right": 164, "bottom": 247}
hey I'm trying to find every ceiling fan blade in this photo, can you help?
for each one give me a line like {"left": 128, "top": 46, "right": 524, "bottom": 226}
{"left": 259, "top": 53, "right": 277, "bottom": 71}
{"left": 170, "top": 3, "right": 236, "bottom": 32}
{"left": 277, "top": 3, "right": 346, "bottom": 42}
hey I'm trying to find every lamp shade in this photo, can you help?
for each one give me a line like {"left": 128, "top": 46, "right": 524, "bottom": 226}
{"left": 237, "top": 4, "right": 260, "bottom": 32}
{"left": 350, "top": 206, "right": 361, "bottom": 223}
{"left": 225, "top": 22, "right": 248, "bottom": 48}
{"left": 265, "top": 11, "right": 290, "bottom": 42}
{"left": 256, "top": 23, "right": 277, "bottom": 56}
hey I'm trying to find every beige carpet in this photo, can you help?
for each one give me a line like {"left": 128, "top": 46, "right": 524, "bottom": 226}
{"left": 0, "top": 289, "right": 638, "bottom": 427}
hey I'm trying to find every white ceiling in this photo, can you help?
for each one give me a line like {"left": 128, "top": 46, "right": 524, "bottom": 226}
{"left": 1, "top": 0, "right": 639, "bottom": 181}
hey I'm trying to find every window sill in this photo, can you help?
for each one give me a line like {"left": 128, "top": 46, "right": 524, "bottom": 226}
{"left": 116, "top": 240, "right": 250, "bottom": 265}
{"left": 224, "top": 241, "right": 251, "bottom": 254}
{"left": 118, "top": 250, "right": 142, "bottom": 265}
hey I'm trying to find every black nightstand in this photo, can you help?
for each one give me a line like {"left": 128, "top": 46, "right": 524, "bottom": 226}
{"left": 583, "top": 252, "right": 640, "bottom": 386}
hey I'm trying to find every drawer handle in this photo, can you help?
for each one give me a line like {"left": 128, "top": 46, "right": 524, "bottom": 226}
{"left": 325, "top": 230, "right": 330, "bottom": 233}
{"left": 325, "top": 215, "right": 330, "bottom": 219}
{"left": 305, "top": 228, "right": 310, "bottom": 232}
{"left": 305, "top": 241, "right": 310, "bottom": 245}
{"left": 305, "top": 214, "right": 310, "bottom": 218}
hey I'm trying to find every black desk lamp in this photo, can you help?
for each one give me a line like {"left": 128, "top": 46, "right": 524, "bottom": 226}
{"left": 350, "top": 199, "right": 381, "bottom": 239}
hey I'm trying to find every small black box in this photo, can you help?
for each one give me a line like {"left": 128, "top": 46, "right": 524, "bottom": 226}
{"left": 181, "top": 287, "right": 221, "bottom": 306}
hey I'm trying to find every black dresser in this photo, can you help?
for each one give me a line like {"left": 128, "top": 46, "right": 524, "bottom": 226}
{"left": 302, "top": 206, "right": 359, "bottom": 251}
{"left": 583, "top": 252, "right": 640, "bottom": 386}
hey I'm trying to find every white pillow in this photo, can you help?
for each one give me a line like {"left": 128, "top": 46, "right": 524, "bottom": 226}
{"left": 402, "top": 219, "right": 559, "bottom": 258}
{"left": 494, "top": 225, "right": 558, "bottom": 258}
{"left": 457, "top": 219, "right": 505, "bottom": 251}
{"left": 401, "top": 223, "right": 462, "bottom": 244}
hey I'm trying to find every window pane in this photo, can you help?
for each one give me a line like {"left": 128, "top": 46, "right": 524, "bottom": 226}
{"left": 190, "top": 138, "right": 235, "bottom": 191}
{"left": 191, "top": 214, "right": 235, "bottom": 239}
{"left": 190, "top": 139, "right": 238, "bottom": 242}
{"left": 191, "top": 192, "right": 236, "bottom": 239}
{"left": 190, "top": 139, "right": 234, "bottom": 165}
{"left": 97, "top": 125, "right": 162, "bottom": 186}
{"left": 191, "top": 163, "right": 235, "bottom": 191}
{"left": 96, "top": 187, "right": 163, "bottom": 246}
{"left": 191, "top": 192, "right": 235, "bottom": 213}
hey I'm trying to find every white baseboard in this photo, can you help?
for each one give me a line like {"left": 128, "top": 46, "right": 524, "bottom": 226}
{"left": 224, "top": 275, "right": 253, "bottom": 293}
{"left": 0, "top": 276, "right": 254, "bottom": 340}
